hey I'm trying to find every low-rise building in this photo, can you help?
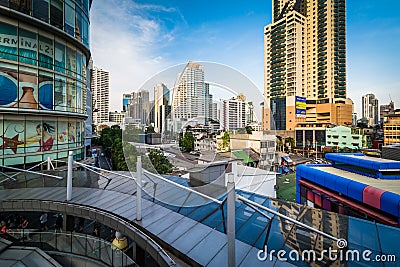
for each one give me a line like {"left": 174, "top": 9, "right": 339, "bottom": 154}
{"left": 294, "top": 122, "right": 330, "bottom": 157}
{"left": 229, "top": 132, "right": 277, "bottom": 170}
{"left": 325, "top": 126, "right": 362, "bottom": 149}
{"left": 296, "top": 153, "right": 400, "bottom": 228}
{"left": 230, "top": 132, "right": 274, "bottom": 153}
{"left": 384, "top": 114, "right": 400, "bottom": 146}
{"left": 109, "top": 111, "right": 126, "bottom": 124}
{"left": 247, "top": 122, "right": 262, "bottom": 132}
{"left": 380, "top": 101, "right": 395, "bottom": 124}
{"left": 189, "top": 161, "right": 277, "bottom": 198}
{"left": 195, "top": 137, "right": 217, "bottom": 152}
{"left": 382, "top": 144, "right": 400, "bottom": 161}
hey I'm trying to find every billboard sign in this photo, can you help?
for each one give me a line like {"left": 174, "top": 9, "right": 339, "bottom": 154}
{"left": 295, "top": 96, "right": 306, "bottom": 118}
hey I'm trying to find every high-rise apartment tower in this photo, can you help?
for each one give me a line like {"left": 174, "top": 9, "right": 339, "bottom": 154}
{"left": 362, "top": 93, "right": 379, "bottom": 126}
{"left": 263, "top": 0, "right": 352, "bottom": 132}
{"left": 172, "top": 61, "right": 212, "bottom": 131}
{"left": 222, "top": 94, "right": 246, "bottom": 131}
{"left": 91, "top": 67, "right": 110, "bottom": 124}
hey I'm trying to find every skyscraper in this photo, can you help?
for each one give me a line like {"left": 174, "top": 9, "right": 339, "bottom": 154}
{"left": 210, "top": 100, "right": 218, "bottom": 122}
{"left": 122, "top": 93, "right": 132, "bottom": 112}
{"left": 263, "top": 0, "right": 352, "bottom": 132}
{"left": 154, "top": 83, "right": 170, "bottom": 133}
{"left": 92, "top": 67, "right": 110, "bottom": 124}
{"left": 171, "top": 61, "right": 212, "bottom": 131}
{"left": 128, "top": 89, "right": 150, "bottom": 125}
{"left": 222, "top": 94, "right": 246, "bottom": 131}
{"left": 362, "top": 93, "right": 379, "bottom": 126}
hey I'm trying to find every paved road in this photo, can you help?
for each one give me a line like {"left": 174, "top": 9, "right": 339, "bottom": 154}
{"left": 98, "top": 154, "right": 112, "bottom": 170}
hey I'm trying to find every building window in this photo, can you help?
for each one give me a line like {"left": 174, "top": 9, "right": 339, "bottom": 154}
{"left": 33, "top": 0, "right": 49, "bottom": 22}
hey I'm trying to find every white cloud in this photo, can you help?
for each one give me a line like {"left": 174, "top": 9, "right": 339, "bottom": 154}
{"left": 89, "top": 0, "right": 178, "bottom": 111}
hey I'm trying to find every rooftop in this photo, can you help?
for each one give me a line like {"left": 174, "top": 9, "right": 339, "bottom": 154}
{"left": 326, "top": 153, "right": 400, "bottom": 178}
{"left": 312, "top": 166, "right": 400, "bottom": 195}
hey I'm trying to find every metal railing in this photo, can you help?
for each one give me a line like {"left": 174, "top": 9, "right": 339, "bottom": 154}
{"left": 0, "top": 152, "right": 345, "bottom": 265}
{"left": 0, "top": 164, "right": 63, "bottom": 181}
{"left": 5, "top": 231, "right": 137, "bottom": 267}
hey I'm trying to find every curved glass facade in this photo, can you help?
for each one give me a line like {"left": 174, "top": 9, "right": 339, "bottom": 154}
{"left": 0, "top": 115, "right": 85, "bottom": 166}
{"left": 0, "top": 1, "right": 90, "bottom": 167}
{"left": 0, "top": 0, "right": 90, "bottom": 47}
{"left": 0, "top": 19, "right": 87, "bottom": 113}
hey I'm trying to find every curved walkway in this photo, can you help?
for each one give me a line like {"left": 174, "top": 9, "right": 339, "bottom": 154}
{"left": 0, "top": 187, "right": 291, "bottom": 267}
{"left": 0, "top": 187, "right": 175, "bottom": 267}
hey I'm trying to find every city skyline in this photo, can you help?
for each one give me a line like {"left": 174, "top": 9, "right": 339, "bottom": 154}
{"left": 91, "top": 0, "right": 400, "bottom": 116}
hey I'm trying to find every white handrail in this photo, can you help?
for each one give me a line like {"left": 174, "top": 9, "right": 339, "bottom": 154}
{"left": 0, "top": 165, "right": 63, "bottom": 180}
{"left": 74, "top": 161, "right": 136, "bottom": 181}
{"left": 143, "top": 169, "right": 222, "bottom": 204}
{"left": 10, "top": 160, "right": 47, "bottom": 178}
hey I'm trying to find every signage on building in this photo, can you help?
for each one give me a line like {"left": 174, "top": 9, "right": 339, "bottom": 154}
{"left": 295, "top": 96, "right": 306, "bottom": 118}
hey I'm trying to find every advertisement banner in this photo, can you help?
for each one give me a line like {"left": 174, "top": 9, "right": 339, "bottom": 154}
{"left": 296, "top": 96, "right": 306, "bottom": 118}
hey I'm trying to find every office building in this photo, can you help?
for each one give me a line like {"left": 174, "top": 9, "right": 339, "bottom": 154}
{"left": 122, "top": 93, "right": 131, "bottom": 112}
{"left": 92, "top": 67, "right": 110, "bottom": 124}
{"left": 154, "top": 83, "right": 170, "bottom": 133}
{"left": 0, "top": 0, "right": 91, "bottom": 166}
{"left": 222, "top": 94, "right": 246, "bottom": 131}
{"left": 380, "top": 101, "right": 395, "bottom": 124}
{"left": 362, "top": 93, "right": 379, "bottom": 126}
{"left": 128, "top": 89, "right": 150, "bottom": 125}
{"left": 171, "top": 61, "right": 212, "bottom": 130}
{"left": 263, "top": 0, "right": 352, "bottom": 132}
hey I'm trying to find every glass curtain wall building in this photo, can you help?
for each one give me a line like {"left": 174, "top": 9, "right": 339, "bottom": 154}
{"left": 0, "top": 0, "right": 91, "bottom": 167}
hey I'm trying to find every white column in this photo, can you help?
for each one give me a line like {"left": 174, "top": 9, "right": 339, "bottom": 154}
{"left": 136, "top": 156, "right": 142, "bottom": 221}
{"left": 232, "top": 161, "right": 238, "bottom": 181}
{"left": 227, "top": 172, "right": 236, "bottom": 267}
{"left": 67, "top": 151, "right": 73, "bottom": 201}
{"left": 47, "top": 157, "right": 51, "bottom": 171}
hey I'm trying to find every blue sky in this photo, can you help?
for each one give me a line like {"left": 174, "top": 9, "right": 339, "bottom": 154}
{"left": 90, "top": 0, "right": 400, "bottom": 116}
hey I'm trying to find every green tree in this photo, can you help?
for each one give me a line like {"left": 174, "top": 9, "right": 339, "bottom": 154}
{"left": 285, "top": 137, "right": 295, "bottom": 152}
{"left": 111, "top": 137, "right": 128, "bottom": 171}
{"left": 148, "top": 149, "right": 172, "bottom": 174}
{"left": 245, "top": 126, "right": 253, "bottom": 134}
{"left": 123, "top": 124, "right": 144, "bottom": 142}
{"left": 145, "top": 125, "right": 155, "bottom": 134}
{"left": 222, "top": 131, "right": 230, "bottom": 150}
{"left": 100, "top": 125, "right": 123, "bottom": 158}
{"left": 179, "top": 132, "right": 195, "bottom": 152}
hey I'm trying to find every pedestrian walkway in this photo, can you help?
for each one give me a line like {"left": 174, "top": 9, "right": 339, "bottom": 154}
{"left": 0, "top": 186, "right": 293, "bottom": 266}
